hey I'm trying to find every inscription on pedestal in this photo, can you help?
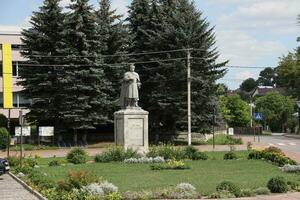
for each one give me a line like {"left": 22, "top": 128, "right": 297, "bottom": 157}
{"left": 127, "top": 118, "right": 144, "bottom": 146}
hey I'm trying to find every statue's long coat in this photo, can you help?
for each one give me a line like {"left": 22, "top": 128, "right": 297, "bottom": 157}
{"left": 119, "top": 71, "right": 140, "bottom": 107}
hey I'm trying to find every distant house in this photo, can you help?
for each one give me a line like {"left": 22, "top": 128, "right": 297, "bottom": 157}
{"left": 252, "top": 86, "right": 286, "bottom": 97}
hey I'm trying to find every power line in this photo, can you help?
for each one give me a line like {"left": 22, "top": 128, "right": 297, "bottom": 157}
{"left": 24, "top": 48, "right": 206, "bottom": 58}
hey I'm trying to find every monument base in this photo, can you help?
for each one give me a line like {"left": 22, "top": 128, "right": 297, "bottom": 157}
{"left": 114, "top": 108, "right": 149, "bottom": 153}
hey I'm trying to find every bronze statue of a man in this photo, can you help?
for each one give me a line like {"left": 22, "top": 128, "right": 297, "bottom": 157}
{"left": 119, "top": 64, "right": 141, "bottom": 108}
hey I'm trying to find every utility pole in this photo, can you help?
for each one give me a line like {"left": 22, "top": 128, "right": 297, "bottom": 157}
{"left": 187, "top": 49, "right": 192, "bottom": 146}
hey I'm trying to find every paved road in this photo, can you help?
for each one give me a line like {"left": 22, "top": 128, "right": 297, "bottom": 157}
{"left": 0, "top": 174, "right": 39, "bottom": 200}
{"left": 241, "top": 135, "right": 300, "bottom": 162}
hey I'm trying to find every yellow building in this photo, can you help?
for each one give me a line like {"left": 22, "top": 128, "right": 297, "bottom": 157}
{"left": 0, "top": 32, "right": 30, "bottom": 118}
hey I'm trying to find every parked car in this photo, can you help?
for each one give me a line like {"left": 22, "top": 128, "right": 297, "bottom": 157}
{"left": 0, "top": 158, "right": 10, "bottom": 175}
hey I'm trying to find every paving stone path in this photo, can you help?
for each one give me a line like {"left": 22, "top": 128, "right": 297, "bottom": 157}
{"left": 0, "top": 173, "right": 39, "bottom": 200}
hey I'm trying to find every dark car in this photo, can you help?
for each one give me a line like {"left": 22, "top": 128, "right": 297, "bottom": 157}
{"left": 0, "top": 158, "right": 10, "bottom": 175}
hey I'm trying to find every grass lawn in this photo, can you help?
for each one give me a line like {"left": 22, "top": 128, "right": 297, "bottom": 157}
{"left": 35, "top": 151, "right": 300, "bottom": 195}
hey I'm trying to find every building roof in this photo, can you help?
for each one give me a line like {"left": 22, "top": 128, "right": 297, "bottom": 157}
{"left": 252, "top": 86, "right": 285, "bottom": 97}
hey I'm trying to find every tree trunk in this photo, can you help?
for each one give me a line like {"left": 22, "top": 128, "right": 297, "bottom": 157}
{"left": 83, "top": 129, "right": 87, "bottom": 146}
{"left": 73, "top": 129, "right": 78, "bottom": 146}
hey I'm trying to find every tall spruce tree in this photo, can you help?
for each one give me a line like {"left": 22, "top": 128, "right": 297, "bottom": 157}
{"left": 96, "top": 0, "right": 128, "bottom": 122}
{"left": 128, "top": 0, "right": 227, "bottom": 135}
{"left": 20, "top": 0, "right": 65, "bottom": 133}
{"left": 60, "top": 0, "right": 109, "bottom": 143}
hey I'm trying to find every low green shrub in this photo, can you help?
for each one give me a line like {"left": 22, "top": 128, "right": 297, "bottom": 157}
{"left": 66, "top": 148, "right": 87, "bottom": 164}
{"left": 183, "top": 146, "right": 208, "bottom": 160}
{"left": 267, "top": 176, "right": 288, "bottom": 193}
{"left": 94, "top": 147, "right": 140, "bottom": 163}
{"left": 0, "top": 127, "right": 10, "bottom": 150}
{"left": 147, "top": 145, "right": 185, "bottom": 160}
{"left": 108, "top": 192, "right": 123, "bottom": 200}
{"left": 216, "top": 181, "right": 241, "bottom": 197}
{"left": 248, "top": 150, "right": 297, "bottom": 166}
{"left": 24, "top": 158, "right": 38, "bottom": 168}
{"left": 263, "top": 146, "right": 283, "bottom": 154}
{"left": 58, "top": 170, "right": 98, "bottom": 191}
{"left": 287, "top": 180, "right": 300, "bottom": 190}
{"left": 7, "top": 156, "right": 20, "bottom": 167}
{"left": 150, "top": 160, "right": 190, "bottom": 170}
{"left": 240, "top": 189, "right": 256, "bottom": 197}
{"left": 27, "top": 170, "right": 55, "bottom": 189}
{"left": 255, "top": 187, "right": 270, "bottom": 195}
{"left": 209, "top": 191, "right": 235, "bottom": 199}
{"left": 224, "top": 151, "right": 237, "bottom": 160}
{"left": 48, "top": 160, "right": 61, "bottom": 167}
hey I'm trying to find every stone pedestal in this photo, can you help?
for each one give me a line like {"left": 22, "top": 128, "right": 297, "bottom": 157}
{"left": 114, "top": 108, "right": 149, "bottom": 153}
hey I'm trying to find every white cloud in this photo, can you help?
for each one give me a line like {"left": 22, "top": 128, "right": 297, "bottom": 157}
{"left": 218, "top": 0, "right": 299, "bottom": 34}
{"left": 216, "top": 30, "right": 286, "bottom": 66}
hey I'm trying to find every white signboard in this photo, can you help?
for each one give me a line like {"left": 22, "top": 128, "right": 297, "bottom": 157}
{"left": 15, "top": 126, "right": 31, "bottom": 136}
{"left": 39, "top": 127, "right": 54, "bottom": 136}
{"left": 228, "top": 128, "right": 234, "bottom": 136}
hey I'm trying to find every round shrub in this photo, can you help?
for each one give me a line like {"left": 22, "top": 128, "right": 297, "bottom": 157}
{"left": 67, "top": 148, "right": 87, "bottom": 164}
{"left": 94, "top": 147, "right": 140, "bottom": 163}
{"left": 267, "top": 176, "right": 288, "bottom": 193}
{"left": 0, "top": 127, "right": 10, "bottom": 150}
{"left": 216, "top": 181, "right": 241, "bottom": 197}
{"left": 224, "top": 151, "right": 237, "bottom": 160}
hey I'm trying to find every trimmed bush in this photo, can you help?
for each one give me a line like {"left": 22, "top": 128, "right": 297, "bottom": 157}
{"left": 216, "top": 181, "right": 241, "bottom": 197}
{"left": 224, "top": 151, "right": 237, "bottom": 160}
{"left": 0, "top": 127, "right": 10, "bottom": 150}
{"left": 94, "top": 147, "right": 140, "bottom": 163}
{"left": 255, "top": 187, "right": 270, "bottom": 195}
{"left": 267, "top": 176, "right": 288, "bottom": 193}
{"left": 66, "top": 148, "right": 87, "bottom": 164}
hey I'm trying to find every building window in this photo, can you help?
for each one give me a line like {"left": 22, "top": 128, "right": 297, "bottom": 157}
{"left": 13, "top": 92, "right": 30, "bottom": 108}
{"left": 0, "top": 62, "right": 19, "bottom": 77}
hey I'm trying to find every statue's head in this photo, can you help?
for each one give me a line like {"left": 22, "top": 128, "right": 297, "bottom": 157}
{"left": 129, "top": 64, "right": 135, "bottom": 72}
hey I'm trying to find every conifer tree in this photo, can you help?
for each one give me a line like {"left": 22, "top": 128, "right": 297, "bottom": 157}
{"left": 96, "top": 0, "right": 128, "bottom": 122}
{"left": 60, "top": 0, "right": 109, "bottom": 143}
{"left": 128, "top": 0, "right": 227, "bottom": 134}
{"left": 20, "top": 0, "right": 65, "bottom": 133}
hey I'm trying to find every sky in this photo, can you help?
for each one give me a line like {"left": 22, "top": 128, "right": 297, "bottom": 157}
{"left": 0, "top": 0, "right": 299, "bottom": 89}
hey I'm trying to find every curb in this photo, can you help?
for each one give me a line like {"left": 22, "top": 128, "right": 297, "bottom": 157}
{"left": 283, "top": 134, "right": 300, "bottom": 139}
{"left": 8, "top": 172, "right": 48, "bottom": 200}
